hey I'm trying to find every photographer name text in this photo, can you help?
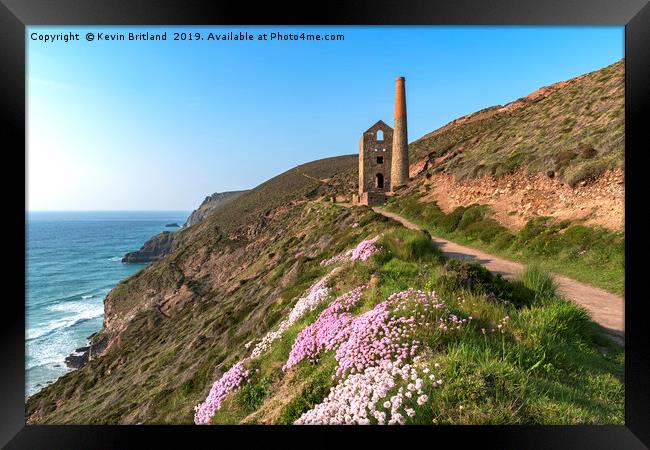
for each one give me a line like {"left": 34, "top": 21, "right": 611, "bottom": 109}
{"left": 30, "top": 31, "right": 345, "bottom": 44}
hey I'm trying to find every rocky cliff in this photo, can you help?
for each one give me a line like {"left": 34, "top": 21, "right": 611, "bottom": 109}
{"left": 121, "top": 191, "right": 249, "bottom": 264}
{"left": 121, "top": 231, "right": 179, "bottom": 263}
{"left": 185, "top": 190, "right": 248, "bottom": 227}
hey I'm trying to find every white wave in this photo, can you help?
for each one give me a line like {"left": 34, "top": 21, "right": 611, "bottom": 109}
{"left": 27, "top": 301, "right": 104, "bottom": 341}
{"left": 108, "top": 256, "right": 123, "bottom": 262}
{"left": 81, "top": 294, "right": 94, "bottom": 299}
{"left": 26, "top": 334, "right": 76, "bottom": 368}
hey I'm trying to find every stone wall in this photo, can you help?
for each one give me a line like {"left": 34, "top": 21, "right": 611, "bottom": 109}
{"left": 359, "top": 120, "right": 393, "bottom": 195}
{"left": 356, "top": 192, "right": 388, "bottom": 206}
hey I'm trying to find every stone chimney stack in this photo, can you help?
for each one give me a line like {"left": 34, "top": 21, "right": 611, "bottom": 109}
{"left": 391, "top": 76, "right": 409, "bottom": 189}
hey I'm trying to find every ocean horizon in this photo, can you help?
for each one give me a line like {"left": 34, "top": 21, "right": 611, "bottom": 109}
{"left": 26, "top": 210, "right": 190, "bottom": 397}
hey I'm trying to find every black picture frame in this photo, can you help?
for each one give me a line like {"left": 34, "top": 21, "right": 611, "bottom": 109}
{"left": 2, "top": 1, "right": 648, "bottom": 448}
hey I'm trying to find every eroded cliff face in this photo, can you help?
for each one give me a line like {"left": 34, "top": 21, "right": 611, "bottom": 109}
{"left": 185, "top": 191, "right": 248, "bottom": 227}
{"left": 407, "top": 166, "right": 624, "bottom": 231}
{"left": 119, "top": 191, "right": 249, "bottom": 265}
{"left": 118, "top": 191, "right": 248, "bottom": 267}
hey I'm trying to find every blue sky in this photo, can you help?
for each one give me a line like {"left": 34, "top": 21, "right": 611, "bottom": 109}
{"left": 27, "top": 26, "right": 623, "bottom": 211}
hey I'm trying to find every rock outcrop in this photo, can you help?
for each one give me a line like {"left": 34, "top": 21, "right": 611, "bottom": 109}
{"left": 122, "top": 231, "right": 178, "bottom": 263}
{"left": 64, "top": 347, "right": 89, "bottom": 369}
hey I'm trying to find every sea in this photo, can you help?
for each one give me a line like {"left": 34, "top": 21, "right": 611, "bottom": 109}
{"left": 26, "top": 211, "right": 189, "bottom": 398}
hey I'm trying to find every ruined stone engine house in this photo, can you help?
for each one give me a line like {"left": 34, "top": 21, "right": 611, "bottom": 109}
{"left": 354, "top": 120, "right": 393, "bottom": 206}
{"left": 353, "top": 76, "right": 409, "bottom": 206}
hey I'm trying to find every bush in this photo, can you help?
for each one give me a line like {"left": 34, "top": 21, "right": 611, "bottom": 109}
{"left": 565, "top": 160, "right": 609, "bottom": 187}
{"left": 494, "top": 152, "right": 526, "bottom": 177}
{"left": 438, "top": 260, "right": 529, "bottom": 307}
{"left": 439, "top": 206, "right": 467, "bottom": 233}
{"left": 378, "top": 228, "right": 444, "bottom": 263}
{"left": 421, "top": 203, "right": 446, "bottom": 225}
{"left": 516, "top": 218, "right": 571, "bottom": 257}
{"left": 580, "top": 146, "right": 598, "bottom": 159}
{"left": 464, "top": 219, "right": 507, "bottom": 244}
{"left": 236, "top": 376, "right": 272, "bottom": 412}
{"left": 526, "top": 234, "right": 565, "bottom": 257}
{"left": 517, "top": 217, "right": 552, "bottom": 245}
{"left": 457, "top": 204, "right": 487, "bottom": 230}
{"left": 493, "top": 231, "right": 516, "bottom": 250}
{"left": 561, "top": 225, "right": 595, "bottom": 254}
{"left": 553, "top": 149, "right": 577, "bottom": 170}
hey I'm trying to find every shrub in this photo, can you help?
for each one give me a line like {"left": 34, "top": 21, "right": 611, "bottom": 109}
{"left": 553, "top": 149, "right": 577, "bottom": 170}
{"left": 494, "top": 152, "right": 526, "bottom": 177}
{"left": 565, "top": 160, "right": 609, "bottom": 187}
{"left": 464, "top": 219, "right": 507, "bottom": 244}
{"left": 421, "top": 203, "right": 446, "bottom": 225}
{"left": 438, "top": 260, "right": 528, "bottom": 307}
{"left": 580, "top": 146, "right": 598, "bottom": 159}
{"left": 439, "top": 206, "right": 467, "bottom": 233}
{"left": 517, "top": 217, "right": 552, "bottom": 245}
{"left": 517, "top": 218, "right": 571, "bottom": 257}
{"left": 526, "top": 233, "right": 565, "bottom": 257}
{"left": 561, "top": 225, "right": 595, "bottom": 253}
{"left": 493, "top": 231, "right": 515, "bottom": 250}
{"left": 457, "top": 204, "right": 487, "bottom": 230}
{"left": 236, "top": 376, "right": 272, "bottom": 412}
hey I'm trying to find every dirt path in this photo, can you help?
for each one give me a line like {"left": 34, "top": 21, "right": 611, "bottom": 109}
{"left": 374, "top": 208, "right": 625, "bottom": 345}
{"left": 299, "top": 172, "right": 324, "bottom": 183}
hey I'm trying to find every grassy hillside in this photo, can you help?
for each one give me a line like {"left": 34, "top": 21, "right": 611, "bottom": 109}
{"left": 394, "top": 60, "right": 625, "bottom": 294}
{"left": 410, "top": 60, "right": 624, "bottom": 186}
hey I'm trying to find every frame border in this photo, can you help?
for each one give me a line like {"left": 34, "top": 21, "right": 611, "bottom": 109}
{"left": 2, "top": 1, "right": 648, "bottom": 448}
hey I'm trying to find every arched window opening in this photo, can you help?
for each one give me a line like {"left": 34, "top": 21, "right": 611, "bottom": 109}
{"left": 377, "top": 130, "right": 384, "bottom": 141}
{"left": 375, "top": 173, "right": 384, "bottom": 189}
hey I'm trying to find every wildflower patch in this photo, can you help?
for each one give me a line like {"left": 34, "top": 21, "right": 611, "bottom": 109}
{"left": 295, "top": 357, "right": 444, "bottom": 425}
{"left": 289, "top": 288, "right": 467, "bottom": 424}
{"left": 320, "top": 235, "right": 381, "bottom": 267}
{"left": 193, "top": 267, "right": 339, "bottom": 425}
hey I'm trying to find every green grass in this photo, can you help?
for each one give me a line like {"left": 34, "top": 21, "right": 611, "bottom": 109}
{"left": 277, "top": 353, "right": 338, "bottom": 424}
{"left": 384, "top": 193, "right": 623, "bottom": 295}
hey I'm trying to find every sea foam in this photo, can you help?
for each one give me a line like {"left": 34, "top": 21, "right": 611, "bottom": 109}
{"left": 27, "top": 301, "right": 104, "bottom": 341}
